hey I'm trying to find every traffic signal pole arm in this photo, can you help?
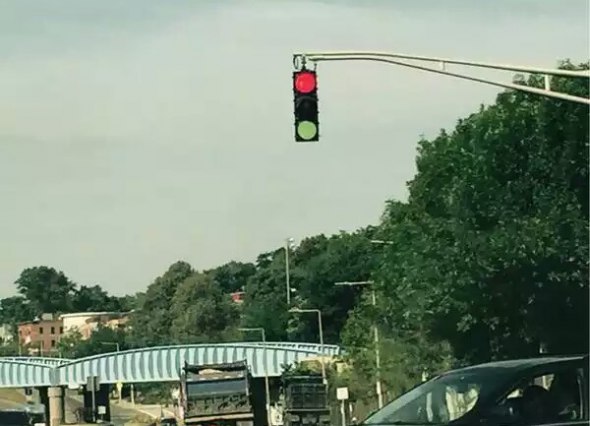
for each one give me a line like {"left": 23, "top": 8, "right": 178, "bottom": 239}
{"left": 293, "top": 51, "right": 590, "bottom": 105}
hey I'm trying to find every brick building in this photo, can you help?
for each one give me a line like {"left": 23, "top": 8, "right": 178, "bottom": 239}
{"left": 18, "top": 314, "right": 63, "bottom": 354}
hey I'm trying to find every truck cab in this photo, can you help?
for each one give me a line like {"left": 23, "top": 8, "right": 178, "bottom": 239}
{"left": 180, "top": 360, "right": 255, "bottom": 426}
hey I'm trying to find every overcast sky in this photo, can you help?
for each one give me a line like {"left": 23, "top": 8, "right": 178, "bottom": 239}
{"left": 0, "top": 0, "right": 588, "bottom": 297}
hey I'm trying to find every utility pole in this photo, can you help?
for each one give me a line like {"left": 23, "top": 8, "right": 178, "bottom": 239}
{"left": 292, "top": 51, "right": 590, "bottom": 105}
{"left": 285, "top": 238, "right": 295, "bottom": 305}
{"left": 335, "top": 281, "right": 383, "bottom": 409}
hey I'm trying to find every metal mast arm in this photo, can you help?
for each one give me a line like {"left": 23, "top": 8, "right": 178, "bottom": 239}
{"left": 293, "top": 52, "right": 590, "bottom": 105}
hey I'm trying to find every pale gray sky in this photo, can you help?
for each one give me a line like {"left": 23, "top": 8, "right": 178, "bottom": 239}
{"left": 0, "top": 0, "right": 588, "bottom": 297}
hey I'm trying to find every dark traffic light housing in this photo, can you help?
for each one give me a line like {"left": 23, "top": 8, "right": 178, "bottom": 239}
{"left": 293, "top": 69, "right": 319, "bottom": 142}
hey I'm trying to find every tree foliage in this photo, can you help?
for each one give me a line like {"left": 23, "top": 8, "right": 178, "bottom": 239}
{"left": 15, "top": 266, "right": 76, "bottom": 315}
{"left": 205, "top": 261, "right": 256, "bottom": 293}
{"left": 128, "top": 261, "right": 194, "bottom": 347}
{"left": 169, "top": 272, "right": 240, "bottom": 343}
{"left": 346, "top": 61, "right": 589, "bottom": 372}
{"left": 58, "top": 325, "right": 129, "bottom": 359}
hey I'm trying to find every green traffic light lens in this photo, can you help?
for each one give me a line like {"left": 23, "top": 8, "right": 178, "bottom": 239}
{"left": 297, "top": 121, "right": 317, "bottom": 140}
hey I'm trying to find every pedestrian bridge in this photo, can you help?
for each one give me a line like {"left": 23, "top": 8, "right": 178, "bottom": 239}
{"left": 0, "top": 342, "right": 341, "bottom": 388}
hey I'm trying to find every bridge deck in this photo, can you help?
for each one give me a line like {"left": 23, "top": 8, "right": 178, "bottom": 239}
{"left": 0, "top": 342, "right": 341, "bottom": 388}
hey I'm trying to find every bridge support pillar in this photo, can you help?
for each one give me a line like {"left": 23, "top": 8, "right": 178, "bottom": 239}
{"left": 48, "top": 386, "right": 64, "bottom": 426}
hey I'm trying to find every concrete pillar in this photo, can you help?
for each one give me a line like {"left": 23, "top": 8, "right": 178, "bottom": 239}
{"left": 48, "top": 386, "right": 64, "bottom": 426}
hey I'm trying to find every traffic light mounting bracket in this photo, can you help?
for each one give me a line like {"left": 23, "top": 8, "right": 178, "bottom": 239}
{"left": 293, "top": 54, "right": 316, "bottom": 72}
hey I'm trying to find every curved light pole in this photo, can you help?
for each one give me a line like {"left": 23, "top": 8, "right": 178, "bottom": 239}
{"left": 239, "top": 327, "right": 272, "bottom": 426}
{"left": 288, "top": 308, "right": 326, "bottom": 385}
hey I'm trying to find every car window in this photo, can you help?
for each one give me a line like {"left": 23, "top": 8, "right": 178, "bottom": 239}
{"left": 364, "top": 371, "right": 499, "bottom": 424}
{"left": 494, "top": 367, "right": 584, "bottom": 425}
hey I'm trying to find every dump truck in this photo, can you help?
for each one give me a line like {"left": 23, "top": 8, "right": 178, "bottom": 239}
{"left": 179, "top": 360, "right": 256, "bottom": 426}
{"left": 282, "top": 374, "right": 330, "bottom": 426}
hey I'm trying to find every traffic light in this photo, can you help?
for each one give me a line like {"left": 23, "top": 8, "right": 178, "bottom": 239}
{"left": 293, "top": 69, "right": 319, "bottom": 142}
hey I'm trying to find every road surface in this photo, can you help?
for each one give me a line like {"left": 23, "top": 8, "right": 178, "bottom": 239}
{"left": 65, "top": 394, "right": 158, "bottom": 425}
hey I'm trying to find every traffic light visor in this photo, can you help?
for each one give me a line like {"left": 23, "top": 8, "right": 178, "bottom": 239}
{"left": 296, "top": 121, "right": 318, "bottom": 140}
{"left": 294, "top": 71, "right": 316, "bottom": 93}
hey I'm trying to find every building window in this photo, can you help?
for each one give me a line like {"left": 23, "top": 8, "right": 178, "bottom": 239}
{"left": 50, "top": 326, "right": 55, "bottom": 334}
{"left": 39, "top": 327, "right": 43, "bottom": 334}
{"left": 51, "top": 340, "right": 56, "bottom": 347}
{"left": 59, "top": 327, "right": 63, "bottom": 334}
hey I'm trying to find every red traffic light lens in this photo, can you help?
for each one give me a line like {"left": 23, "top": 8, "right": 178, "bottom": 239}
{"left": 294, "top": 71, "right": 316, "bottom": 93}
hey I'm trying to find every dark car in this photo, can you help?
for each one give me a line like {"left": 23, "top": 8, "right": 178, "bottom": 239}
{"left": 0, "top": 409, "right": 42, "bottom": 426}
{"left": 362, "top": 354, "right": 589, "bottom": 426}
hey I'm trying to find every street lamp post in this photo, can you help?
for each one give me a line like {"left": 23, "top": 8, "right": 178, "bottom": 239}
{"left": 288, "top": 308, "right": 326, "bottom": 384}
{"left": 239, "top": 328, "right": 272, "bottom": 426}
{"left": 335, "top": 281, "right": 383, "bottom": 409}
{"left": 285, "top": 238, "right": 295, "bottom": 305}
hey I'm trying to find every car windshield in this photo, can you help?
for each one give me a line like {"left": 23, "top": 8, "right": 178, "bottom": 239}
{"left": 364, "top": 370, "right": 501, "bottom": 425}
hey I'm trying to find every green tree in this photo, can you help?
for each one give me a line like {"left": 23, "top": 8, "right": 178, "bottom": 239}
{"left": 241, "top": 251, "right": 291, "bottom": 341}
{"left": 290, "top": 228, "right": 379, "bottom": 344}
{"left": 128, "top": 261, "right": 194, "bottom": 347}
{"left": 169, "top": 273, "right": 240, "bottom": 343}
{"left": 113, "top": 294, "right": 139, "bottom": 312}
{"left": 359, "top": 62, "right": 589, "bottom": 367}
{"left": 58, "top": 325, "right": 129, "bottom": 358}
{"left": 72, "top": 285, "right": 123, "bottom": 312}
{"left": 205, "top": 261, "right": 256, "bottom": 293}
{"left": 0, "top": 341, "right": 21, "bottom": 356}
{"left": 0, "top": 296, "right": 34, "bottom": 338}
{"left": 15, "top": 266, "right": 76, "bottom": 315}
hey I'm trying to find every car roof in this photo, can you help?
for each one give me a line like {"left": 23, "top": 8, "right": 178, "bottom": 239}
{"left": 442, "top": 355, "right": 587, "bottom": 377}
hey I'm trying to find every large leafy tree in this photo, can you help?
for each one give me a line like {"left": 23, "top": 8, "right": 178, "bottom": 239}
{"left": 241, "top": 251, "right": 292, "bottom": 341}
{"left": 0, "top": 296, "right": 34, "bottom": 339}
{"left": 169, "top": 273, "right": 240, "bottom": 343}
{"left": 72, "top": 285, "right": 125, "bottom": 312}
{"left": 290, "top": 228, "right": 379, "bottom": 344}
{"left": 15, "top": 266, "right": 76, "bottom": 315}
{"left": 205, "top": 261, "right": 256, "bottom": 294}
{"left": 128, "top": 261, "right": 194, "bottom": 347}
{"left": 349, "top": 62, "right": 589, "bottom": 368}
{"left": 242, "top": 229, "right": 379, "bottom": 344}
